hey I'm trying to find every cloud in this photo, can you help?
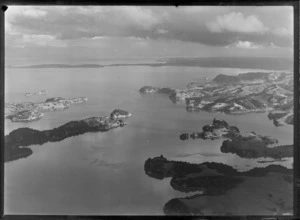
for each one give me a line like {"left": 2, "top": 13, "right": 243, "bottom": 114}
{"left": 270, "top": 42, "right": 279, "bottom": 48}
{"left": 115, "top": 6, "right": 161, "bottom": 30}
{"left": 22, "top": 34, "right": 66, "bottom": 47}
{"left": 5, "top": 6, "right": 293, "bottom": 51}
{"left": 5, "top": 6, "right": 48, "bottom": 34}
{"left": 21, "top": 8, "right": 47, "bottom": 18}
{"left": 6, "top": 33, "right": 66, "bottom": 48}
{"left": 272, "top": 27, "right": 291, "bottom": 37}
{"left": 206, "top": 12, "right": 269, "bottom": 33}
{"left": 6, "top": 6, "right": 48, "bottom": 18}
{"left": 231, "top": 41, "right": 262, "bottom": 49}
{"left": 155, "top": 29, "right": 168, "bottom": 34}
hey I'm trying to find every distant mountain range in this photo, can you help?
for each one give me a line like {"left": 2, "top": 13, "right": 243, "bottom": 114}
{"left": 8, "top": 57, "right": 293, "bottom": 71}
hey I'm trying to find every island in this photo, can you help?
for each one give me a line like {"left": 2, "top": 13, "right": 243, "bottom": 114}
{"left": 110, "top": 109, "right": 132, "bottom": 119}
{"left": 139, "top": 72, "right": 294, "bottom": 126}
{"left": 5, "top": 109, "right": 132, "bottom": 162}
{"left": 139, "top": 86, "right": 175, "bottom": 96}
{"left": 179, "top": 118, "right": 292, "bottom": 159}
{"left": 179, "top": 118, "right": 240, "bottom": 141}
{"left": 144, "top": 155, "right": 293, "bottom": 215}
{"left": 5, "top": 97, "right": 88, "bottom": 122}
{"left": 25, "top": 90, "right": 47, "bottom": 97}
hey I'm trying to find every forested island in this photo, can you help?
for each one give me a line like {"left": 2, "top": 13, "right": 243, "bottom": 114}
{"left": 145, "top": 155, "right": 293, "bottom": 215}
{"left": 5, "top": 109, "right": 132, "bottom": 162}
{"left": 179, "top": 118, "right": 292, "bottom": 159}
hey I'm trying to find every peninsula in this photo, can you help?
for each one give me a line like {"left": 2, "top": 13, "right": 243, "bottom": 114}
{"left": 268, "top": 110, "right": 294, "bottom": 127}
{"left": 5, "top": 109, "right": 132, "bottom": 162}
{"left": 5, "top": 97, "right": 88, "bottom": 122}
{"left": 145, "top": 155, "right": 293, "bottom": 215}
{"left": 140, "top": 72, "right": 293, "bottom": 126}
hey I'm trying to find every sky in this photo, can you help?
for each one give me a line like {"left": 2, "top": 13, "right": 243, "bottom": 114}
{"left": 5, "top": 6, "right": 294, "bottom": 65}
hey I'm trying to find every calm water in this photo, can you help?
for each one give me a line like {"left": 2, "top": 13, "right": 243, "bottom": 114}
{"left": 4, "top": 66, "right": 293, "bottom": 215}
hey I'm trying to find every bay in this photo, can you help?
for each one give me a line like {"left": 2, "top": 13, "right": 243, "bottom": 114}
{"left": 4, "top": 65, "right": 293, "bottom": 214}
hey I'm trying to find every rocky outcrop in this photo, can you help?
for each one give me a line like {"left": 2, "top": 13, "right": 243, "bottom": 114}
{"left": 5, "top": 109, "right": 132, "bottom": 162}
{"left": 5, "top": 97, "right": 88, "bottom": 122}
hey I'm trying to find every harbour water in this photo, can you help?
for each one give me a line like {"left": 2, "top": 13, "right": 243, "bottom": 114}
{"left": 4, "top": 65, "right": 293, "bottom": 214}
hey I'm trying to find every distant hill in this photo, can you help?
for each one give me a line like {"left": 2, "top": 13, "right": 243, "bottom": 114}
{"left": 213, "top": 72, "right": 275, "bottom": 83}
{"left": 10, "top": 57, "right": 293, "bottom": 70}
{"left": 16, "top": 64, "right": 104, "bottom": 68}
{"left": 238, "top": 72, "right": 270, "bottom": 81}
{"left": 213, "top": 74, "right": 241, "bottom": 83}
{"left": 163, "top": 57, "right": 293, "bottom": 71}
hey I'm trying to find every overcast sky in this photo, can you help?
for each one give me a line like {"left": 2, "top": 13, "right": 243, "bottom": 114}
{"left": 5, "top": 6, "right": 293, "bottom": 65}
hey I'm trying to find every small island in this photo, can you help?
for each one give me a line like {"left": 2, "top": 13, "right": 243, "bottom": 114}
{"left": 5, "top": 109, "right": 132, "bottom": 162}
{"left": 139, "top": 72, "right": 294, "bottom": 126}
{"left": 25, "top": 90, "right": 47, "bottom": 97}
{"left": 144, "top": 155, "right": 293, "bottom": 215}
{"left": 139, "top": 86, "right": 176, "bottom": 96}
{"left": 110, "top": 109, "right": 132, "bottom": 119}
{"left": 5, "top": 97, "right": 88, "bottom": 122}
